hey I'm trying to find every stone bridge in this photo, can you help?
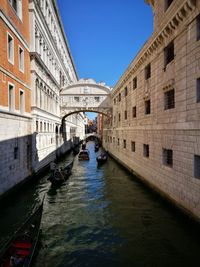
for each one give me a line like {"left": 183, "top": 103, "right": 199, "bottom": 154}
{"left": 60, "top": 78, "right": 112, "bottom": 119}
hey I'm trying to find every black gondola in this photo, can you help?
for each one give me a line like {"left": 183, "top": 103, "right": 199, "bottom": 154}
{"left": 0, "top": 196, "right": 44, "bottom": 267}
{"left": 72, "top": 146, "right": 80, "bottom": 156}
{"left": 94, "top": 144, "right": 99, "bottom": 152}
{"left": 48, "top": 160, "right": 74, "bottom": 186}
{"left": 96, "top": 152, "right": 108, "bottom": 164}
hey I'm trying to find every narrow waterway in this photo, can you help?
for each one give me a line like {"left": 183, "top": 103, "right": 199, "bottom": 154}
{"left": 0, "top": 141, "right": 200, "bottom": 267}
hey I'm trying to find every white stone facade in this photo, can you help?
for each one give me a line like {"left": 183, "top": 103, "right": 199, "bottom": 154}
{"left": 104, "top": 0, "right": 200, "bottom": 221}
{"left": 29, "top": 0, "right": 81, "bottom": 172}
{"left": 61, "top": 78, "right": 112, "bottom": 116}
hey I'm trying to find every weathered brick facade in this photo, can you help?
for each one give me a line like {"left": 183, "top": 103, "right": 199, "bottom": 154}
{"left": 104, "top": 0, "right": 200, "bottom": 221}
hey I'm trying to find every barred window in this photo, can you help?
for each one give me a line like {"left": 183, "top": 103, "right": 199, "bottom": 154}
{"left": 145, "top": 64, "right": 151, "bottom": 80}
{"left": 164, "top": 89, "right": 175, "bottom": 110}
{"left": 131, "top": 141, "right": 135, "bottom": 152}
{"left": 132, "top": 106, "right": 136, "bottom": 118}
{"left": 124, "top": 110, "right": 127, "bottom": 120}
{"left": 164, "top": 41, "right": 174, "bottom": 68}
{"left": 95, "top": 97, "right": 100, "bottom": 102}
{"left": 14, "top": 146, "right": 18, "bottom": 159}
{"left": 163, "top": 149, "right": 173, "bottom": 167}
{"left": 197, "top": 78, "right": 200, "bottom": 103}
{"left": 143, "top": 144, "right": 149, "bottom": 158}
{"left": 133, "top": 77, "right": 137, "bottom": 89}
{"left": 197, "top": 14, "right": 200, "bottom": 41}
{"left": 123, "top": 139, "right": 126, "bottom": 149}
{"left": 74, "top": 97, "right": 79, "bottom": 102}
{"left": 194, "top": 155, "right": 200, "bottom": 179}
{"left": 145, "top": 100, "right": 151, "bottom": 115}
{"left": 124, "top": 86, "right": 128, "bottom": 96}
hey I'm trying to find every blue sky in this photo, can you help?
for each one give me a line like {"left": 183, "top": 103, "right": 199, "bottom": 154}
{"left": 57, "top": 0, "right": 153, "bottom": 119}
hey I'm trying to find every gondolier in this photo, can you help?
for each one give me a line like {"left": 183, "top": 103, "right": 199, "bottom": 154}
{"left": 50, "top": 161, "right": 57, "bottom": 173}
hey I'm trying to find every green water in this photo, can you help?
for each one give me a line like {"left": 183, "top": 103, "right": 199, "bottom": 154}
{"left": 0, "top": 141, "right": 200, "bottom": 267}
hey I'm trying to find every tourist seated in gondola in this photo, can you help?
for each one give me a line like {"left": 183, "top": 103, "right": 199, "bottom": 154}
{"left": 10, "top": 254, "right": 24, "bottom": 267}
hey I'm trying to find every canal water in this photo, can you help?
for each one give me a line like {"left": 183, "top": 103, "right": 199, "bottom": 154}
{"left": 0, "top": 141, "right": 200, "bottom": 267}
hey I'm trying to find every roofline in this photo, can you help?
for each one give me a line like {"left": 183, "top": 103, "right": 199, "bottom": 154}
{"left": 52, "top": 0, "right": 78, "bottom": 80}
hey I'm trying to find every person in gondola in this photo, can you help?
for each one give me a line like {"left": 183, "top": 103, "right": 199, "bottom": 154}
{"left": 50, "top": 161, "right": 57, "bottom": 174}
{"left": 10, "top": 254, "right": 24, "bottom": 266}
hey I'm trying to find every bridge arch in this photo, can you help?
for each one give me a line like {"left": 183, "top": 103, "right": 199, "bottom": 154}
{"left": 60, "top": 78, "right": 112, "bottom": 118}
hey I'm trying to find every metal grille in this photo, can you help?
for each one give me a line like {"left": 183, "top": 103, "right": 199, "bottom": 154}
{"left": 164, "top": 89, "right": 175, "bottom": 110}
{"left": 163, "top": 149, "right": 173, "bottom": 167}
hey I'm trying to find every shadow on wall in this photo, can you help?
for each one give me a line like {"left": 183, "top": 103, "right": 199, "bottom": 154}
{"left": 0, "top": 132, "right": 75, "bottom": 198}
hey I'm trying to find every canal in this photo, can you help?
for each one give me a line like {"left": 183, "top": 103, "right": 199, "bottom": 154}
{"left": 0, "top": 141, "right": 200, "bottom": 266}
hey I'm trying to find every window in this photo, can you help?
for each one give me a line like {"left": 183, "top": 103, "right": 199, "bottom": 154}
{"left": 145, "top": 64, "right": 151, "bottom": 80}
{"left": 164, "top": 41, "right": 174, "bottom": 68}
{"left": 197, "top": 14, "right": 200, "bottom": 41}
{"left": 95, "top": 97, "right": 100, "bottom": 102}
{"left": 36, "top": 121, "right": 39, "bottom": 132}
{"left": 123, "top": 139, "right": 126, "bottom": 149}
{"left": 74, "top": 97, "right": 79, "bottom": 102}
{"left": 118, "top": 113, "right": 121, "bottom": 121}
{"left": 132, "top": 106, "right": 136, "bottom": 118}
{"left": 117, "top": 138, "right": 120, "bottom": 146}
{"left": 124, "top": 110, "right": 127, "bottom": 120}
{"left": 163, "top": 149, "right": 173, "bottom": 167}
{"left": 133, "top": 77, "right": 137, "bottom": 89}
{"left": 194, "top": 155, "right": 200, "bottom": 179}
{"left": 165, "top": 0, "right": 174, "bottom": 11}
{"left": 145, "top": 100, "right": 151, "bottom": 114}
{"left": 40, "top": 122, "right": 42, "bottom": 132}
{"left": 124, "top": 87, "right": 128, "bottom": 96}
{"left": 14, "top": 146, "right": 18, "bottom": 159}
{"left": 9, "top": 0, "right": 22, "bottom": 20}
{"left": 19, "top": 90, "right": 25, "bottom": 114}
{"left": 197, "top": 78, "right": 200, "bottom": 102}
{"left": 114, "top": 98, "right": 116, "bottom": 105}
{"left": 19, "top": 46, "right": 24, "bottom": 72}
{"left": 118, "top": 93, "right": 121, "bottom": 102}
{"left": 164, "top": 89, "right": 175, "bottom": 110}
{"left": 84, "top": 88, "right": 89, "bottom": 94}
{"left": 7, "top": 33, "right": 14, "bottom": 64}
{"left": 143, "top": 144, "right": 149, "bottom": 158}
{"left": 8, "top": 83, "right": 15, "bottom": 111}
{"left": 131, "top": 141, "right": 135, "bottom": 152}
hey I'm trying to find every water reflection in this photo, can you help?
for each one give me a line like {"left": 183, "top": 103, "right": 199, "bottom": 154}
{"left": 0, "top": 141, "right": 200, "bottom": 267}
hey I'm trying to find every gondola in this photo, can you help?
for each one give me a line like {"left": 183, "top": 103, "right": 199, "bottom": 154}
{"left": 96, "top": 152, "right": 108, "bottom": 165}
{"left": 0, "top": 196, "right": 44, "bottom": 267}
{"left": 48, "top": 159, "right": 74, "bottom": 186}
{"left": 72, "top": 146, "right": 80, "bottom": 156}
{"left": 78, "top": 150, "right": 90, "bottom": 160}
{"left": 94, "top": 144, "right": 99, "bottom": 152}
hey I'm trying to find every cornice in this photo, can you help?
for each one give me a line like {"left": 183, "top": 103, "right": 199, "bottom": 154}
{"left": 114, "top": 0, "right": 196, "bottom": 93}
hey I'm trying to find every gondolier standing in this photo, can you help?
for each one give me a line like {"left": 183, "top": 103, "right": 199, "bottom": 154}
{"left": 50, "top": 161, "right": 57, "bottom": 174}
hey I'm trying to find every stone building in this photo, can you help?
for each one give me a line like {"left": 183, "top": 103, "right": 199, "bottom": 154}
{"left": 0, "top": 0, "right": 32, "bottom": 195}
{"left": 29, "top": 0, "right": 80, "bottom": 172}
{"left": 104, "top": 0, "right": 200, "bottom": 221}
